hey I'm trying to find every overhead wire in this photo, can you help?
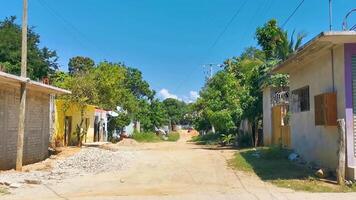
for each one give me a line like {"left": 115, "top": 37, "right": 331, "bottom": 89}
{"left": 281, "top": 0, "right": 305, "bottom": 28}
{"left": 173, "top": 0, "right": 249, "bottom": 94}
{"left": 35, "top": 0, "right": 109, "bottom": 60}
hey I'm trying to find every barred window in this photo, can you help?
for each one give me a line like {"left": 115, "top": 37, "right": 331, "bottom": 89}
{"left": 291, "top": 86, "right": 310, "bottom": 112}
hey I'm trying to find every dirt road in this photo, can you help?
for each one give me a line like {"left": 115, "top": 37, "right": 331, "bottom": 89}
{"left": 3, "top": 131, "right": 356, "bottom": 200}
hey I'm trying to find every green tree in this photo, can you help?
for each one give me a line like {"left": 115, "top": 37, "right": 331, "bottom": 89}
{"left": 162, "top": 98, "right": 187, "bottom": 128}
{"left": 0, "top": 16, "right": 59, "bottom": 80}
{"left": 137, "top": 99, "right": 168, "bottom": 131}
{"left": 256, "top": 19, "right": 306, "bottom": 61}
{"left": 68, "top": 56, "right": 95, "bottom": 75}
{"left": 92, "top": 62, "right": 137, "bottom": 112}
{"left": 56, "top": 73, "right": 98, "bottom": 146}
{"left": 194, "top": 71, "right": 243, "bottom": 134}
{"left": 125, "top": 67, "right": 155, "bottom": 100}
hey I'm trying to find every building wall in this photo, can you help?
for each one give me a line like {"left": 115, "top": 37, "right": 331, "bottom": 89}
{"left": 344, "top": 43, "right": 356, "bottom": 179}
{"left": 95, "top": 109, "right": 108, "bottom": 142}
{"left": 288, "top": 44, "right": 345, "bottom": 169}
{"left": 263, "top": 87, "right": 272, "bottom": 146}
{"left": 0, "top": 85, "right": 50, "bottom": 169}
{"left": 54, "top": 100, "right": 95, "bottom": 145}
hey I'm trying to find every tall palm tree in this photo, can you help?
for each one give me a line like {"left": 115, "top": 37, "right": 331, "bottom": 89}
{"left": 277, "top": 30, "right": 306, "bottom": 61}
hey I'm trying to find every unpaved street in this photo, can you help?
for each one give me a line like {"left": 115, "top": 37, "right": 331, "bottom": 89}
{"left": 2, "top": 131, "right": 356, "bottom": 200}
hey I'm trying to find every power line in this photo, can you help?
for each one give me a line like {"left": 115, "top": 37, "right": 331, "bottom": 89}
{"left": 35, "top": 0, "right": 109, "bottom": 60}
{"left": 174, "top": 1, "right": 249, "bottom": 94}
{"left": 208, "top": 0, "right": 248, "bottom": 50}
{"left": 281, "top": 0, "right": 305, "bottom": 28}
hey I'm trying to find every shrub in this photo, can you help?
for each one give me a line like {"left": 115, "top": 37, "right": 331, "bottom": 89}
{"left": 191, "top": 132, "right": 221, "bottom": 145}
{"left": 132, "top": 131, "right": 161, "bottom": 143}
{"left": 236, "top": 133, "right": 252, "bottom": 148}
{"left": 167, "top": 132, "right": 180, "bottom": 142}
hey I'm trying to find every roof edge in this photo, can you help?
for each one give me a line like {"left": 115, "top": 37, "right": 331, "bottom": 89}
{"left": 0, "top": 71, "right": 71, "bottom": 94}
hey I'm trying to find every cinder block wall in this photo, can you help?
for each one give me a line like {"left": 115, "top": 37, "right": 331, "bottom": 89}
{"left": 0, "top": 84, "right": 50, "bottom": 169}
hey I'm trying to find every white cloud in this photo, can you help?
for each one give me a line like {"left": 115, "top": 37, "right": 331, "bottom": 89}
{"left": 183, "top": 91, "right": 200, "bottom": 103}
{"left": 189, "top": 91, "right": 199, "bottom": 101}
{"left": 158, "top": 89, "right": 180, "bottom": 100}
{"left": 158, "top": 89, "right": 199, "bottom": 103}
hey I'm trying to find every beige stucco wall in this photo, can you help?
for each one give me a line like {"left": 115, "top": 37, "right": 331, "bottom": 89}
{"left": 263, "top": 87, "right": 272, "bottom": 146}
{"left": 288, "top": 44, "right": 345, "bottom": 169}
{"left": 0, "top": 84, "right": 50, "bottom": 169}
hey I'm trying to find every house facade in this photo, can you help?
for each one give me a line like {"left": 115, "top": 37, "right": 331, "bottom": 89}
{"left": 263, "top": 31, "right": 356, "bottom": 179}
{"left": 94, "top": 108, "right": 108, "bottom": 142}
{"left": 0, "top": 71, "right": 70, "bottom": 169}
{"left": 54, "top": 100, "right": 96, "bottom": 146}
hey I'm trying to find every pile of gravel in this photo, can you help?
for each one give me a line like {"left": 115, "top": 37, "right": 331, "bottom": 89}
{"left": 53, "top": 147, "right": 136, "bottom": 177}
{"left": 0, "top": 147, "right": 137, "bottom": 187}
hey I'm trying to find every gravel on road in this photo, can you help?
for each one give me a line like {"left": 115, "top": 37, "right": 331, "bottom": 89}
{"left": 0, "top": 147, "right": 137, "bottom": 188}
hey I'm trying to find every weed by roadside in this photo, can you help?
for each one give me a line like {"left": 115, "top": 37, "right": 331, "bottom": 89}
{"left": 167, "top": 132, "right": 180, "bottom": 142}
{"left": 0, "top": 187, "right": 9, "bottom": 196}
{"left": 229, "top": 147, "right": 356, "bottom": 193}
{"left": 132, "top": 131, "right": 180, "bottom": 143}
{"left": 190, "top": 133, "right": 220, "bottom": 145}
{"left": 132, "top": 132, "right": 162, "bottom": 143}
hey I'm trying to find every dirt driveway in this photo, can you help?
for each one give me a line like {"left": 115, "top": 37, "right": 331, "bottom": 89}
{"left": 3, "top": 131, "right": 356, "bottom": 200}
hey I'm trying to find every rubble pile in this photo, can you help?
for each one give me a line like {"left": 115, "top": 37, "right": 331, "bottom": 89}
{"left": 0, "top": 147, "right": 137, "bottom": 188}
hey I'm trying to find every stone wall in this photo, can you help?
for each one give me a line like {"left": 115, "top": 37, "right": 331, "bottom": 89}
{"left": 0, "top": 84, "right": 50, "bottom": 169}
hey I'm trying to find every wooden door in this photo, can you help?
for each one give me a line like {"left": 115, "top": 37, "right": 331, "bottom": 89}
{"left": 272, "top": 105, "right": 291, "bottom": 148}
{"left": 272, "top": 105, "right": 282, "bottom": 145}
{"left": 64, "top": 116, "right": 72, "bottom": 146}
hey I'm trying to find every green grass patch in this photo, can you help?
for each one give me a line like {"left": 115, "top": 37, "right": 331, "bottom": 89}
{"left": 132, "top": 132, "right": 162, "bottom": 143}
{"left": 190, "top": 133, "right": 221, "bottom": 145}
{"left": 0, "top": 187, "right": 9, "bottom": 196}
{"left": 229, "top": 147, "right": 356, "bottom": 193}
{"left": 167, "top": 132, "right": 180, "bottom": 142}
{"left": 132, "top": 131, "right": 180, "bottom": 143}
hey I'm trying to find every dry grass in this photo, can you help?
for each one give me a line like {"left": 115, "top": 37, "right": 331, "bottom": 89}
{"left": 0, "top": 187, "right": 10, "bottom": 196}
{"left": 229, "top": 147, "right": 356, "bottom": 193}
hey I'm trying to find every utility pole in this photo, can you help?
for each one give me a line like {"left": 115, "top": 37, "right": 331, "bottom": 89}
{"left": 328, "top": 0, "right": 333, "bottom": 31}
{"left": 203, "top": 64, "right": 222, "bottom": 80}
{"left": 16, "top": 0, "right": 28, "bottom": 171}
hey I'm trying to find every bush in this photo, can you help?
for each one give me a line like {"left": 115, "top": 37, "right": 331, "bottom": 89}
{"left": 132, "top": 131, "right": 161, "bottom": 143}
{"left": 167, "top": 132, "right": 180, "bottom": 142}
{"left": 236, "top": 133, "right": 252, "bottom": 148}
{"left": 191, "top": 132, "right": 221, "bottom": 145}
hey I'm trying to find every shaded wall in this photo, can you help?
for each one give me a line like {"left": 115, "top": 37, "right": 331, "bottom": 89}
{"left": 0, "top": 85, "right": 50, "bottom": 169}
{"left": 289, "top": 45, "right": 345, "bottom": 169}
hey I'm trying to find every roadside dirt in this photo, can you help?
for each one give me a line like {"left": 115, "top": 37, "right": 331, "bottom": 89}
{"left": 22, "top": 147, "right": 81, "bottom": 172}
{"left": 2, "top": 130, "right": 356, "bottom": 200}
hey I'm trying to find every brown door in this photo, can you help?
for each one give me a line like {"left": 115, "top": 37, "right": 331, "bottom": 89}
{"left": 64, "top": 116, "right": 72, "bottom": 146}
{"left": 94, "top": 116, "right": 99, "bottom": 142}
{"left": 272, "top": 106, "right": 282, "bottom": 145}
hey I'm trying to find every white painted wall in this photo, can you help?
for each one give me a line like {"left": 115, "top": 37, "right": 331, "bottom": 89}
{"left": 288, "top": 45, "right": 345, "bottom": 169}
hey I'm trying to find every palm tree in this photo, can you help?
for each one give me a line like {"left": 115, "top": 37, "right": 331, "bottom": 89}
{"left": 277, "top": 30, "right": 306, "bottom": 61}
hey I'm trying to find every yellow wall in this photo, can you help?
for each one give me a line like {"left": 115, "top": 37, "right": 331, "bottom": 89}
{"left": 54, "top": 100, "right": 96, "bottom": 145}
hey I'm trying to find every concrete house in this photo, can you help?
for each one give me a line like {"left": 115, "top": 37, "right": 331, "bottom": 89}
{"left": 263, "top": 31, "right": 356, "bottom": 179}
{"left": 55, "top": 100, "right": 95, "bottom": 146}
{"left": 54, "top": 101, "right": 110, "bottom": 146}
{"left": 94, "top": 108, "right": 109, "bottom": 142}
{"left": 0, "top": 71, "right": 70, "bottom": 169}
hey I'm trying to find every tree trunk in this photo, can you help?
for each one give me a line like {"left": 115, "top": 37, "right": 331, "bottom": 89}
{"left": 337, "top": 119, "right": 346, "bottom": 185}
{"left": 250, "top": 121, "right": 255, "bottom": 147}
{"left": 254, "top": 120, "right": 259, "bottom": 147}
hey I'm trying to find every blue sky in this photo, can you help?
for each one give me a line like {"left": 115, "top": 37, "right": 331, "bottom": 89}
{"left": 0, "top": 0, "right": 354, "bottom": 102}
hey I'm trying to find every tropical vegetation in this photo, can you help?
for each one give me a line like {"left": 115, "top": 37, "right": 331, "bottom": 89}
{"left": 190, "top": 19, "right": 304, "bottom": 147}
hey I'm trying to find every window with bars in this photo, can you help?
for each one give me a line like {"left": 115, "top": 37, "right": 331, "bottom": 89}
{"left": 291, "top": 86, "right": 310, "bottom": 112}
